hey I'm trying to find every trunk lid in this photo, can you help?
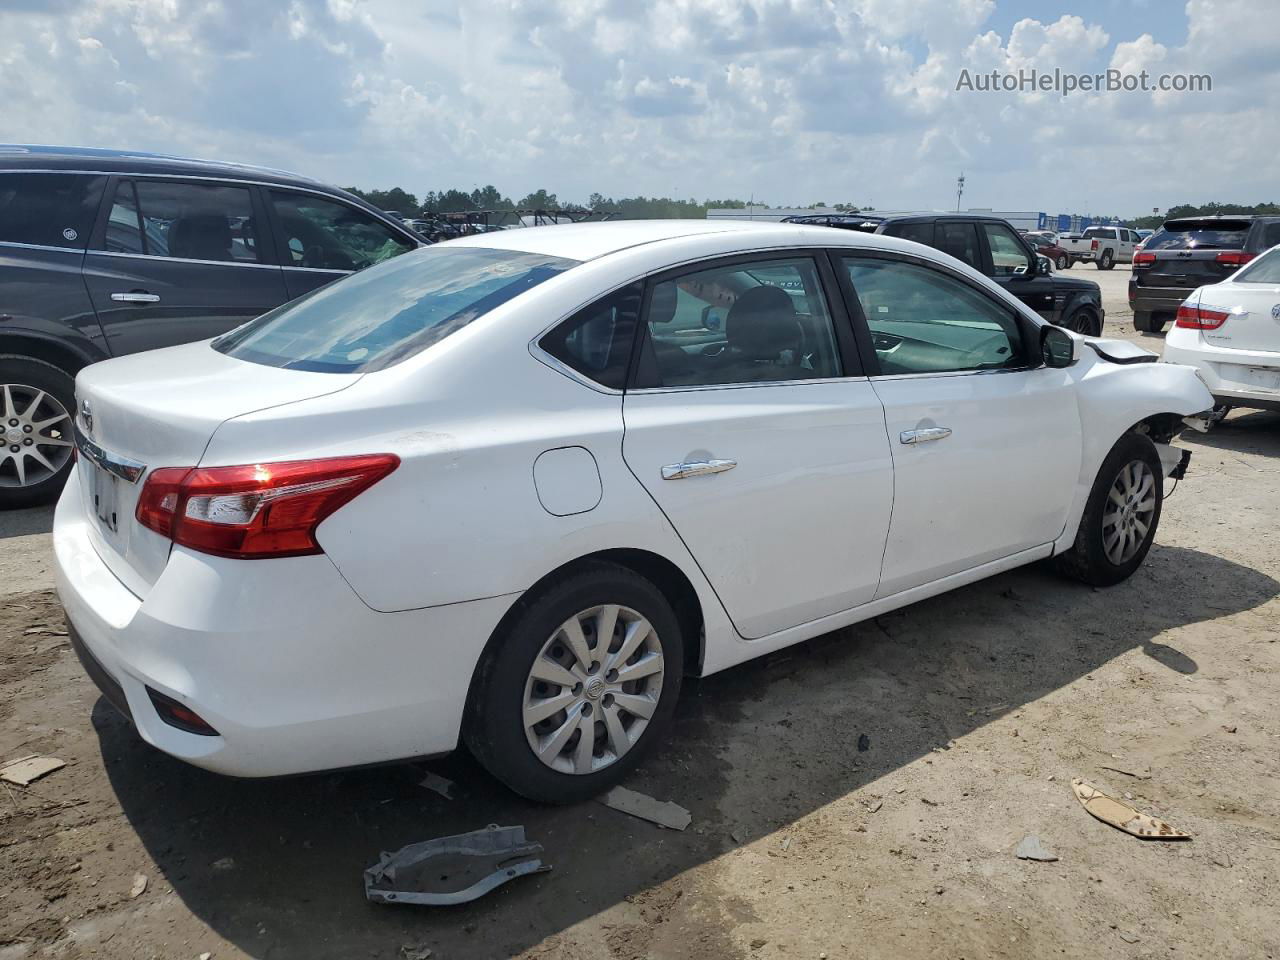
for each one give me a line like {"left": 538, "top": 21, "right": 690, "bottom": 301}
{"left": 74, "top": 340, "right": 361, "bottom": 596}
{"left": 1194, "top": 279, "right": 1280, "bottom": 354}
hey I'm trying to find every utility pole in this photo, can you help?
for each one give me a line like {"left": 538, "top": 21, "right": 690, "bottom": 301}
{"left": 956, "top": 172, "right": 965, "bottom": 212}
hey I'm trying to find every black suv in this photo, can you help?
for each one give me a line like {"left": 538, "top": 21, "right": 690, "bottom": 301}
{"left": 0, "top": 145, "right": 421, "bottom": 507}
{"left": 783, "top": 213, "right": 1105, "bottom": 336}
{"left": 1130, "top": 215, "right": 1280, "bottom": 332}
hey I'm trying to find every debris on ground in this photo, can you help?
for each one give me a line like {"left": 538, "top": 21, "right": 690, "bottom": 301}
{"left": 781, "top": 837, "right": 792, "bottom": 851}
{"left": 598, "top": 786, "right": 692, "bottom": 831}
{"left": 867, "top": 800, "right": 883, "bottom": 813}
{"left": 129, "top": 873, "right": 148, "bottom": 898}
{"left": 1015, "top": 835, "right": 1059, "bottom": 862}
{"left": 1222, "top": 724, "right": 1238, "bottom": 734}
{"left": 210, "top": 857, "right": 236, "bottom": 872}
{"left": 857, "top": 734, "right": 870, "bottom": 752}
{"left": 1099, "top": 764, "right": 1152, "bottom": 780}
{"left": 417, "top": 771, "right": 455, "bottom": 800}
{"left": 0, "top": 754, "right": 65, "bottom": 786}
{"left": 400, "top": 945, "right": 432, "bottom": 960}
{"left": 364, "top": 824, "right": 551, "bottom": 906}
{"left": 1071, "top": 778, "right": 1190, "bottom": 840}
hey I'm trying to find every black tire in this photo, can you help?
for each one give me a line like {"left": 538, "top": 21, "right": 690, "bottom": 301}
{"left": 1065, "top": 307, "right": 1100, "bottom": 336}
{"left": 464, "top": 561, "right": 684, "bottom": 804}
{"left": 1055, "top": 255, "right": 1068, "bottom": 270}
{"left": 0, "top": 355, "right": 77, "bottom": 509}
{"left": 1097, "top": 250, "right": 1114, "bottom": 270}
{"left": 1055, "top": 433, "right": 1163, "bottom": 588}
{"left": 1133, "top": 312, "right": 1166, "bottom": 334}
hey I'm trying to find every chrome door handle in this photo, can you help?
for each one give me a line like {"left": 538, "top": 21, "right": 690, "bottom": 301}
{"left": 661, "top": 459, "right": 737, "bottom": 480}
{"left": 900, "top": 427, "right": 952, "bottom": 445}
{"left": 111, "top": 292, "right": 160, "bottom": 303}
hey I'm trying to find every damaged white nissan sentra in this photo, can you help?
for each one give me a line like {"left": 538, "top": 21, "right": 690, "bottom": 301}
{"left": 55, "top": 220, "right": 1214, "bottom": 802}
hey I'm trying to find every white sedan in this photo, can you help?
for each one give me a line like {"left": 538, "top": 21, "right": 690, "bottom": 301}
{"left": 1162, "top": 245, "right": 1280, "bottom": 414}
{"left": 54, "top": 220, "right": 1214, "bottom": 802}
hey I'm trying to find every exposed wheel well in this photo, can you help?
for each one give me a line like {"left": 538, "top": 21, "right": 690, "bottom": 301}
{"left": 0, "top": 335, "right": 97, "bottom": 378}
{"left": 1130, "top": 412, "right": 1186, "bottom": 444}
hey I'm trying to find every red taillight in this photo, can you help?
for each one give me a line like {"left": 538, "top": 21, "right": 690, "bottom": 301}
{"left": 136, "top": 454, "right": 399, "bottom": 559}
{"left": 1215, "top": 251, "right": 1255, "bottom": 267}
{"left": 1133, "top": 251, "right": 1156, "bottom": 267}
{"left": 1090, "top": 239, "right": 1099, "bottom": 250}
{"left": 1175, "top": 304, "right": 1230, "bottom": 330}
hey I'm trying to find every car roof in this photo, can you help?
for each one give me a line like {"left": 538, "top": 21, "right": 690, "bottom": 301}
{"left": 0, "top": 144, "right": 332, "bottom": 193}
{"left": 441, "top": 218, "right": 883, "bottom": 262}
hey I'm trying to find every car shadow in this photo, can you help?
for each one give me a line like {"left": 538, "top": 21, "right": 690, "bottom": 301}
{"left": 93, "top": 543, "right": 1277, "bottom": 959}
{"left": 1193, "top": 408, "right": 1280, "bottom": 459}
{"left": 0, "top": 503, "right": 54, "bottom": 540}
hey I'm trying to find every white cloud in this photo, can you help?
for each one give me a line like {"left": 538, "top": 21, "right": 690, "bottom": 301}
{"left": 0, "top": 0, "right": 1277, "bottom": 214}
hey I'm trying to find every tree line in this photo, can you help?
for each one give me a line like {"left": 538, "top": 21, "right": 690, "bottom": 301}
{"left": 345, "top": 184, "right": 762, "bottom": 219}
{"left": 1132, "top": 202, "right": 1280, "bottom": 229}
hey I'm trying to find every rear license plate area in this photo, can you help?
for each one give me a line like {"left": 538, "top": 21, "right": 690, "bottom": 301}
{"left": 1247, "top": 367, "right": 1280, "bottom": 393}
{"left": 90, "top": 462, "right": 122, "bottom": 535}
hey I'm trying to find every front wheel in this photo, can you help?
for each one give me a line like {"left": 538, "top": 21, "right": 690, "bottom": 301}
{"left": 0, "top": 356, "right": 78, "bottom": 510}
{"left": 464, "top": 562, "right": 683, "bottom": 804}
{"left": 1055, "top": 255, "right": 1068, "bottom": 270}
{"left": 1055, "top": 433, "right": 1163, "bottom": 587}
{"left": 1065, "top": 308, "right": 1100, "bottom": 336}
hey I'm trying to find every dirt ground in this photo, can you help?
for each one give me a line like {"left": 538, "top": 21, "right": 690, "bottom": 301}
{"left": 2, "top": 265, "right": 1277, "bottom": 960}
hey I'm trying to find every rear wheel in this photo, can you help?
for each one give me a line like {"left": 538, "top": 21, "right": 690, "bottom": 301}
{"left": 1132, "top": 311, "right": 1166, "bottom": 334}
{"left": 1055, "top": 254, "right": 1068, "bottom": 270}
{"left": 1055, "top": 433, "right": 1163, "bottom": 587}
{"left": 1097, "top": 250, "right": 1115, "bottom": 270}
{"left": 465, "top": 562, "right": 683, "bottom": 803}
{"left": 1065, "top": 307, "right": 1100, "bottom": 336}
{"left": 0, "top": 356, "right": 77, "bottom": 510}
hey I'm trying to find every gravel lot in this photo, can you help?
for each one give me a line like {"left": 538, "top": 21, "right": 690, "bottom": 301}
{"left": 2, "top": 265, "right": 1277, "bottom": 960}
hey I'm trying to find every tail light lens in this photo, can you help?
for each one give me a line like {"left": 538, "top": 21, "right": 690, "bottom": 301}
{"left": 136, "top": 454, "right": 399, "bottom": 559}
{"left": 1090, "top": 239, "right": 1099, "bottom": 250}
{"left": 1215, "top": 251, "right": 1255, "bottom": 267}
{"left": 1133, "top": 251, "right": 1156, "bottom": 267}
{"left": 1175, "top": 303, "right": 1230, "bottom": 330}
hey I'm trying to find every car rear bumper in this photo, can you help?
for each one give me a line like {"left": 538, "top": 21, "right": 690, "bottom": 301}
{"left": 1130, "top": 284, "right": 1193, "bottom": 315}
{"left": 53, "top": 470, "right": 515, "bottom": 778}
{"left": 1163, "top": 331, "right": 1280, "bottom": 411}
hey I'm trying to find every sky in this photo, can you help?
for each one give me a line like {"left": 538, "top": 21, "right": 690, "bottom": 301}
{"left": 1, "top": 0, "right": 1275, "bottom": 217}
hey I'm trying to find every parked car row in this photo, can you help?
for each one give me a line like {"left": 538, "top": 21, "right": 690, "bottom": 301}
{"left": 0, "top": 146, "right": 423, "bottom": 506}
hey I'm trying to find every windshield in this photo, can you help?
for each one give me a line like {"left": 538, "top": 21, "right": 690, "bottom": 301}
{"left": 215, "top": 246, "right": 578, "bottom": 373}
{"left": 1146, "top": 220, "right": 1251, "bottom": 251}
{"left": 1232, "top": 247, "right": 1280, "bottom": 284}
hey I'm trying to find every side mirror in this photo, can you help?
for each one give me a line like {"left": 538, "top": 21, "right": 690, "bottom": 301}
{"left": 1041, "top": 325, "right": 1076, "bottom": 368}
{"left": 1037, "top": 254, "right": 1052, "bottom": 276}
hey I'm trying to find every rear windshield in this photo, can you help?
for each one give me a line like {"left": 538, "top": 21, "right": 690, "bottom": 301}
{"left": 1232, "top": 247, "right": 1280, "bottom": 284}
{"left": 214, "top": 246, "right": 578, "bottom": 373}
{"left": 1145, "top": 220, "right": 1251, "bottom": 251}
{"left": 1082, "top": 227, "right": 1115, "bottom": 240}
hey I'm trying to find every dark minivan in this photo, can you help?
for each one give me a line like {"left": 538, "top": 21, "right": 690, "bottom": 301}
{"left": 1130, "top": 215, "right": 1280, "bottom": 332}
{"left": 0, "top": 145, "right": 421, "bottom": 507}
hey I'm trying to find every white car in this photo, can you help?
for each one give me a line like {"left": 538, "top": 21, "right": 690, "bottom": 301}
{"left": 1162, "top": 246, "right": 1280, "bottom": 414}
{"left": 54, "top": 220, "right": 1214, "bottom": 802}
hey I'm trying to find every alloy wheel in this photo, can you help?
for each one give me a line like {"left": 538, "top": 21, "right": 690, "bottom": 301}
{"left": 0, "top": 384, "right": 74, "bottom": 489}
{"left": 522, "top": 604, "right": 664, "bottom": 775}
{"left": 1102, "top": 459, "right": 1156, "bottom": 565}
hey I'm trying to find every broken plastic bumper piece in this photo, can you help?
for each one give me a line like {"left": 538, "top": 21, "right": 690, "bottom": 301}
{"left": 364, "top": 824, "right": 552, "bottom": 906}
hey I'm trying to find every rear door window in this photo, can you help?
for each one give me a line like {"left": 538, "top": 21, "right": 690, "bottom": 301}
{"left": 980, "top": 222, "right": 1034, "bottom": 277}
{"left": 129, "top": 180, "right": 262, "bottom": 262}
{"left": 936, "top": 222, "right": 981, "bottom": 270}
{"left": 0, "top": 172, "right": 105, "bottom": 250}
{"left": 215, "top": 246, "right": 577, "bottom": 373}
{"left": 269, "top": 191, "right": 415, "bottom": 271}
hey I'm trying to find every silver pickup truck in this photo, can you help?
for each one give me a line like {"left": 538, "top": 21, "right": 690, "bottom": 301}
{"left": 1059, "top": 226, "right": 1141, "bottom": 270}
